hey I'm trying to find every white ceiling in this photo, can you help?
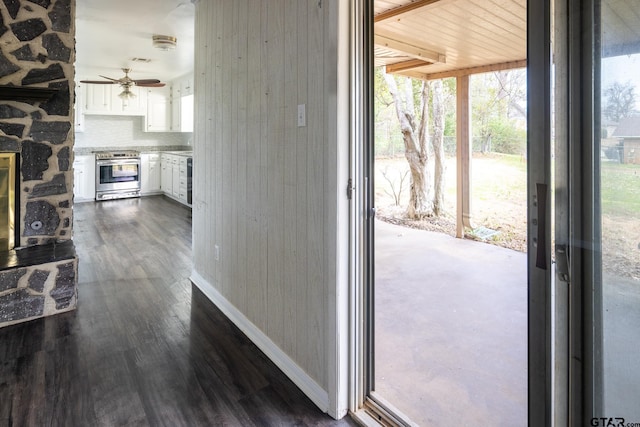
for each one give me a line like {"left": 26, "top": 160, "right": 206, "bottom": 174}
{"left": 75, "top": 0, "right": 195, "bottom": 83}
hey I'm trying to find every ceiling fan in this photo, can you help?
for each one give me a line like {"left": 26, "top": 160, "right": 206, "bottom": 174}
{"left": 80, "top": 68, "right": 166, "bottom": 99}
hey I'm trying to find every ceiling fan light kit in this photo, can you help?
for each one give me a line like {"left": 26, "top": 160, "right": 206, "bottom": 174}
{"left": 118, "top": 87, "right": 136, "bottom": 100}
{"left": 152, "top": 35, "right": 177, "bottom": 51}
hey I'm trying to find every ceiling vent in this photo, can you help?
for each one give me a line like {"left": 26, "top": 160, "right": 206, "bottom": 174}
{"left": 131, "top": 57, "right": 152, "bottom": 63}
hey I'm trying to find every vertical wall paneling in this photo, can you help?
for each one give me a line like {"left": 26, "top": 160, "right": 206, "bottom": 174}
{"left": 296, "top": 0, "right": 310, "bottom": 375}
{"left": 306, "top": 0, "right": 327, "bottom": 386}
{"left": 191, "top": 0, "right": 349, "bottom": 417}
{"left": 246, "top": 2, "right": 263, "bottom": 326}
{"left": 214, "top": 0, "right": 225, "bottom": 288}
{"left": 192, "top": 0, "right": 206, "bottom": 274}
{"left": 283, "top": 0, "right": 299, "bottom": 357}
{"left": 266, "top": 0, "right": 286, "bottom": 348}
{"left": 236, "top": 0, "right": 249, "bottom": 315}
{"left": 258, "top": 0, "right": 270, "bottom": 328}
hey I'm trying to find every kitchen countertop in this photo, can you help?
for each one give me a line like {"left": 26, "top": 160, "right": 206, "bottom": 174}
{"left": 162, "top": 151, "right": 193, "bottom": 157}
{"left": 74, "top": 145, "right": 192, "bottom": 156}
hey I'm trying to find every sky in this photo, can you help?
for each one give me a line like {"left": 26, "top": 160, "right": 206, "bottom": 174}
{"left": 601, "top": 53, "right": 640, "bottom": 111}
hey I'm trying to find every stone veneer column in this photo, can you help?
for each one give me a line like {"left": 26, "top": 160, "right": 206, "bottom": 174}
{"left": 0, "top": 0, "right": 77, "bottom": 328}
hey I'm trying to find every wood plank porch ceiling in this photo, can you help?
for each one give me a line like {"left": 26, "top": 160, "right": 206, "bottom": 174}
{"left": 374, "top": 0, "right": 527, "bottom": 80}
{"left": 374, "top": 0, "right": 640, "bottom": 80}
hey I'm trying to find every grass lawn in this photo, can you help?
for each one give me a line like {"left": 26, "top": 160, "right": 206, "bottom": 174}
{"left": 376, "top": 154, "right": 639, "bottom": 277}
{"left": 376, "top": 153, "right": 528, "bottom": 251}
{"left": 601, "top": 162, "right": 640, "bottom": 216}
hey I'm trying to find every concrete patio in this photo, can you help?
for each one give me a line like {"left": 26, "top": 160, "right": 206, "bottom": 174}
{"left": 374, "top": 219, "right": 528, "bottom": 426}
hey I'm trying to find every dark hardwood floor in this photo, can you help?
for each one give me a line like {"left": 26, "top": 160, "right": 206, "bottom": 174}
{"left": 0, "top": 196, "right": 356, "bottom": 426}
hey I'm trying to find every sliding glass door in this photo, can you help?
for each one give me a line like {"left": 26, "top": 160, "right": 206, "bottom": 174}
{"left": 554, "top": 0, "right": 640, "bottom": 423}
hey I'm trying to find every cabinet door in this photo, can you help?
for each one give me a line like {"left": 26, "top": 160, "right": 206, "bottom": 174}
{"left": 146, "top": 87, "right": 171, "bottom": 132}
{"left": 148, "top": 155, "right": 161, "bottom": 192}
{"left": 73, "top": 155, "right": 95, "bottom": 201}
{"left": 161, "top": 155, "right": 173, "bottom": 194}
{"left": 171, "top": 84, "right": 181, "bottom": 131}
{"left": 114, "top": 86, "right": 148, "bottom": 116}
{"left": 84, "top": 84, "right": 112, "bottom": 114}
{"left": 74, "top": 84, "right": 84, "bottom": 133}
{"left": 171, "top": 160, "right": 180, "bottom": 197}
{"left": 141, "top": 153, "right": 162, "bottom": 195}
{"left": 178, "top": 158, "right": 188, "bottom": 203}
{"left": 181, "top": 76, "right": 193, "bottom": 96}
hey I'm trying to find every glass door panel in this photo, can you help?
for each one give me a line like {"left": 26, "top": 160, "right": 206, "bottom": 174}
{"left": 599, "top": 0, "right": 640, "bottom": 420}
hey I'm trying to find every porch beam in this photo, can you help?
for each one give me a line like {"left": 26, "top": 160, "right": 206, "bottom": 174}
{"left": 426, "top": 59, "right": 527, "bottom": 80}
{"left": 456, "top": 75, "right": 473, "bottom": 238}
{"left": 374, "top": 34, "right": 446, "bottom": 64}
{"left": 374, "top": 0, "right": 442, "bottom": 22}
{"left": 385, "top": 59, "right": 433, "bottom": 73}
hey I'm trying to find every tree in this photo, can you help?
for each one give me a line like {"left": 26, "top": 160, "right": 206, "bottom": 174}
{"left": 471, "top": 70, "right": 527, "bottom": 155}
{"left": 604, "top": 81, "right": 637, "bottom": 122}
{"left": 381, "top": 69, "right": 447, "bottom": 219}
{"left": 432, "top": 80, "right": 446, "bottom": 215}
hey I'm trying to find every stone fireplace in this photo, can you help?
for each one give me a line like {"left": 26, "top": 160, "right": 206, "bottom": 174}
{"left": 0, "top": 0, "right": 78, "bottom": 328}
{"left": 0, "top": 152, "right": 17, "bottom": 251}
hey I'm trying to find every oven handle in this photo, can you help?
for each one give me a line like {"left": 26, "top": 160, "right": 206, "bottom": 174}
{"left": 96, "top": 158, "right": 140, "bottom": 166}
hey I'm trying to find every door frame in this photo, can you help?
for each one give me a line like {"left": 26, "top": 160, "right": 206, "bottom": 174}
{"left": 349, "top": 0, "right": 559, "bottom": 424}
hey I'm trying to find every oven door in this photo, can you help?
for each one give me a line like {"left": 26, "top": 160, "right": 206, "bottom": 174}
{"left": 96, "top": 158, "right": 141, "bottom": 193}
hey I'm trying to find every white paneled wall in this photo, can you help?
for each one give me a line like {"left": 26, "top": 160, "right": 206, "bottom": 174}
{"left": 191, "top": 0, "right": 349, "bottom": 418}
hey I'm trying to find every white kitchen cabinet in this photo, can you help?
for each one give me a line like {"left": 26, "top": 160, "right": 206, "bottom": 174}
{"left": 145, "top": 86, "right": 171, "bottom": 132}
{"left": 178, "top": 156, "right": 189, "bottom": 203}
{"left": 82, "top": 84, "right": 147, "bottom": 116}
{"left": 166, "top": 73, "right": 194, "bottom": 133}
{"left": 74, "top": 84, "right": 84, "bottom": 133}
{"left": 170, "top": 84, "right": 181, "bottom": 132}
{"left": 180, "top": 75, "right": 193, "bottom": 96}
{"left": 161, "top": 153, "right": 173, "bottom": 194}
{"left": 141, "top": 153, "right": 161, "bottom": 195}
{"left": 73, "top": 154, "right": 95, "bottom": 202}
{"left": 112, "top": 86, "right": 147, "bottom": 116}
{"left": 172, "top": 160, "right": 180, "bottom": 198}
{"left": 160, "top": 152, "right": 191, "bottom": 206}
{"left": 83, "top": 84, "right": 112, "bottom": 114}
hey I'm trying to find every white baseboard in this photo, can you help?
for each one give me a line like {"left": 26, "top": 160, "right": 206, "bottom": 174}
{"left": 190, "top": 270, "right": 330, "bottom": 414}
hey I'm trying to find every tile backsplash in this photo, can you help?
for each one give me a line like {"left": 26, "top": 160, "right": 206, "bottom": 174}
{"left": 75, "top": 115, "right": 191, "bottom": 148}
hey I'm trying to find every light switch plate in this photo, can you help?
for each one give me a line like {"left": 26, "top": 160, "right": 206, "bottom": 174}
{"left": 297, "top": 104, "right": 306, "bottom": 127}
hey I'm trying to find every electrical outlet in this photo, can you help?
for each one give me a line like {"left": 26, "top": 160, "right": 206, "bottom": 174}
{"left": 214, "top": 244, "right": 220, "bottom": 261}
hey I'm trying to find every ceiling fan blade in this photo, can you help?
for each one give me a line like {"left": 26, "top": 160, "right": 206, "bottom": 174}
{"left": 80, "top": 80, "right": 117, "bottom": 84}
{"left": 99, "top": 75, "right": 122, "bottom": 83}
{"left": 133, "top": 79, "right": 162, "bottom": 85}
{"left": 136, "top": 82, "right": 166, "bottom": 87}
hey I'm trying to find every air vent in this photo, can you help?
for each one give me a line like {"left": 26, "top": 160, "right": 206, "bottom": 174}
{"left": 131, "top": 58, "right": 152, "bottom": 63}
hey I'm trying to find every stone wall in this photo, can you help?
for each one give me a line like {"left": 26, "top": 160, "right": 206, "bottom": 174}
{"left": 0, "top": 0, "right": 77, "bottom": 328}
{"left": 0, "top": 241, "right": 77, "bottom": 326}
{"left": 0, "top": 0, "right": 74, "bottom": 247}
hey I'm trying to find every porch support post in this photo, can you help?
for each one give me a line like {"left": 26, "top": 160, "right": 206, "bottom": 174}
{"left": 456, "top": 74, "right": 473, "bottom": 238}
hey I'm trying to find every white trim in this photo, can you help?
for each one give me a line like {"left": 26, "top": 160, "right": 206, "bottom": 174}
{"left": 190, "top": 270, "right": 330, "bottom": 414}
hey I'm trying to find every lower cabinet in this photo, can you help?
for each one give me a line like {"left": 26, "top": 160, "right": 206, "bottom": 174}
{"left": 73, "top": 154, "right": 95, "bottom": 202}
{"left": 141, "top": 153, "right": 161, "bottom": 195}
{"left": 160, "top": 152, "right": 191, "bottom": 206}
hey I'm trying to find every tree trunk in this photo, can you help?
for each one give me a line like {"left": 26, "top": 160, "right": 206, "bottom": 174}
{"left": 432, "top": 80, "right": 446, "bottom": 215}
{"left": 383, "top": 71, "right": 434, "bottom": 218}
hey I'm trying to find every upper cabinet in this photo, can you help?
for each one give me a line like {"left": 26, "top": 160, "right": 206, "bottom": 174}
{"left": 82, "top": 83, "right": 147, "bottom": 116}
{"left": 145, "top": 86, "right": 172, "bottom": 132}
{"left": 75, "top": 72, "right": 193, "bottom": 133}
{"left": 168, "top": 73, "right": 194, "bottom": 133}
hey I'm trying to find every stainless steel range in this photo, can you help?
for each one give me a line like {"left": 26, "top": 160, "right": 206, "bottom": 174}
{"left": 95, "top": 150, "right": 141, "bottom": 201}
